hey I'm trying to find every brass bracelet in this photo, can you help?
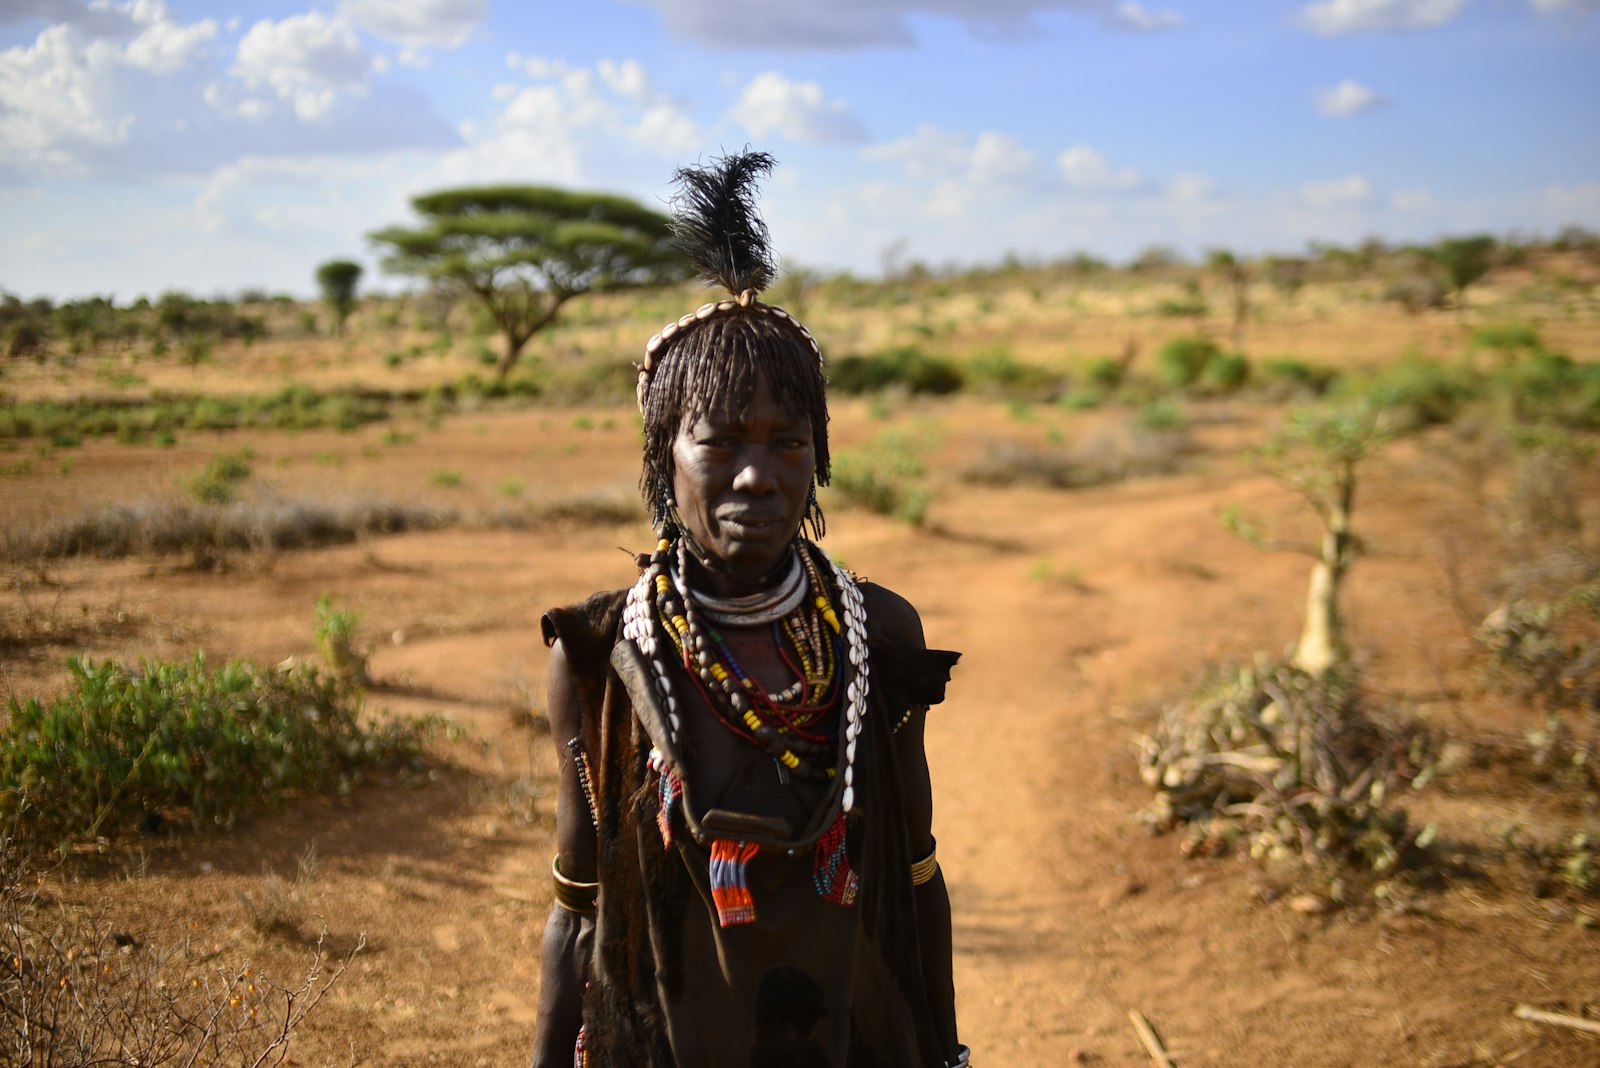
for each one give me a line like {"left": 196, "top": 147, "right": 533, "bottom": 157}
{"left": 552, "top": 854, "right": 598, "bottom": 914}
{"left": 910, "top": 839, "right": 939, "bottom": 887}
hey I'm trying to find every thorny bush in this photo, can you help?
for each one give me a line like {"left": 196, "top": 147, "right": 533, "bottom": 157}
{"left": 0, "top": 836, "right": 363, "bottom": 1067}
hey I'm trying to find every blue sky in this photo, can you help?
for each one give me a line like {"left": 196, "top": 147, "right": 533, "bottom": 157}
{"left": 2, "top": 0, "right": 1597, "bottom": 302}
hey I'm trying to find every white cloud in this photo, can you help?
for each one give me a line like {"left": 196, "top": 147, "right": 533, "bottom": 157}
{"left": 868, "top": 126, "right": 988, "bottom": 181}
{"left": 507, "top": 53, "right": 571, "bottom": 79}
{"left": 1112, "top": 2, "right": 1183, "bottom": 30}
{"left": 1391, "top": 187, "right": 1434, "bottom": 211}
{"left": 124, "top": 16, "right": 218, "bottom": 74}
{"left": 1317, "top": 79, "right": 1388, "bottom": 116}
{"left": 864, "top": 125, "right": 1041, "bottom": 220}
{"left": 729, "top": 72, "right": 867, "bottom": 144}
{"left": 1058, "top": 143, "right": 1141, "bottom": 188}
{"left": 971, "top": 131, "right": 1038, "bottom": 184}
{"left": 1301, "top": 173, "right": 1375, "bottom": 208}
{"left": 233, "top": 14, "right": 370, "bottom": 121}
{"left": 0, "top": 6, "right": 455, "bottom": 184}
{"left": 1301, "top": 0, "right": 1466, "bottom": 33}
{"left": 432, "top": 56, "right": 701, "bottom": 189}
{"left": 631, "top": 101, "right": 700, "bottom": 155}
{"left": 598, "top": 58, "right": 651, "bottom": 104}
{"left": 339, "top": 0, "right": 486, "bottom": 49}
{"left": 1167, "top": 173, "right": 1215, "bottom": 201}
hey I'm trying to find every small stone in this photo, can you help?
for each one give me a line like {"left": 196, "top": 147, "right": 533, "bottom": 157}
{"left": 1289, "top": 893, "right": 1333, "bottom": 915}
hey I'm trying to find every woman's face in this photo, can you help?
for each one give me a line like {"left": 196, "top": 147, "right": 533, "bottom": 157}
{"left": 671, "top": 374, "right": 815, "bottom": 587}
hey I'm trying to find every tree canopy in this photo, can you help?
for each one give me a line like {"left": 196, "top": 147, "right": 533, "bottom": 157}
{"left": 315, "top": 259, "right": 363, "bottom": 337}
{"left": 369, "top": 185, "right": 686, "bottom": 379}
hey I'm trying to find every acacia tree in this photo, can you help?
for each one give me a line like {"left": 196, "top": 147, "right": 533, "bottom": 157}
{"left": 370, "top": 185, "right": 685, "bottom": 380}
{"left": 315, "top": 259, "right": 363, "bottom": 337}
{"left": 1430, "top": 234, "right": 1496, "bottom": 326}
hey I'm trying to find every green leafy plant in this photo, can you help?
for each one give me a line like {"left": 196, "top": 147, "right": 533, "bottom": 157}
{"left": 827, "top": 346, "right": 964, "bottom": 396}
{"left": 828, "top": 429, "right": 935, "bottom": 526}
{"left": 313, "top": 594, "right": 368, "bottom": 687}
{"left": 1155, "top": 335, "right": 1221, "bottom": 390}
{"left": 183, "top": 449, "right": 254, "bottom": 505}
{"left": 0, "top": 654, "right": 422, "bottom": 850}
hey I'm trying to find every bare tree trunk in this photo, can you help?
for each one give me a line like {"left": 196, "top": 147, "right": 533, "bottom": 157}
{"left": 1292, "top": 462, "right": 1354, "bottom": 677}
{"left": 1231, "top": 278, "right": 1248, "bottom": 353}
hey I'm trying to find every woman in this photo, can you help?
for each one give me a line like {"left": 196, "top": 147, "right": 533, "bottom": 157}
{"left": 532, "top": 152, "right": 967, "bottom": 1068}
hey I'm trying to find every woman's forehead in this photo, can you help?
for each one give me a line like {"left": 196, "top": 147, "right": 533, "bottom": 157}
{"left": 680, "top": 394, "right": 809, "bottom": 432}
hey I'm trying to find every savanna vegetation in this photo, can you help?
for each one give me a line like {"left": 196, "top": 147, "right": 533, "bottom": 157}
{"left": 2, "top": 223, "right": 1598, "bottom": 1064}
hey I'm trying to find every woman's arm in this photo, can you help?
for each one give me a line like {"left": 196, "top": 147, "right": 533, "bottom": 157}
{"left": 896, "top": 703, "right": 961, "bottom": 1060}
{"left": 530, "top": 639, "right": 599, "bottom": 1068}
{"left": 869, "top": 585, "right": 962, "bottom": 1062}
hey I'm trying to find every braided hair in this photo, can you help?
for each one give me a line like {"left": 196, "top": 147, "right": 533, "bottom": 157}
{"left": 637, "top": 151, "right": 830, "bottom": 537}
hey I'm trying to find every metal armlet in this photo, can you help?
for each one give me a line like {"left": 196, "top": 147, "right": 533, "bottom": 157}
{"left": 551, "top": 854, "right": 597, "bottom": 914}
{"left": 910, "top": 838, "right": 939, "bottom": 887}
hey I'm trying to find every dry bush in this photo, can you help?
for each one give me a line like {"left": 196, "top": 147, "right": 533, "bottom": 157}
{"left": 237, "top": 844, "right": 323, "bottom": 941}
{"left": 2, "top": 498, "right": 456, "bottom": 565}
{"left": 482, "top": 489, "right": 645, "bottom": 530}
{"left": 0, "top": 837, "right": 362, "bottom": 1066}
{"left": 962, "top": 418, "right": 1194, "bottom": 490}
{"left": 1138, "top": 661, "right": 1433, "bottom": 882}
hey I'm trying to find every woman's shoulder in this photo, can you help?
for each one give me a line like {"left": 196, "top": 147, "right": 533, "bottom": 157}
{"left": 540, "top": 587, "right": 632, "bottom": 651}
{"left": 856, "top": 580, "right": 926, "bottom": 650}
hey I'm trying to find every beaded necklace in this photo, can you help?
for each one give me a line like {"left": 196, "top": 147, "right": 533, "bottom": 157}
{"left": 620, "top": 535, "right": 870, "bottom": 811}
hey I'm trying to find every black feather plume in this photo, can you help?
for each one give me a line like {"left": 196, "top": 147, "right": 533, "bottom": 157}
{"left": 669, "top": 150, "right": 778, "bottom": 296}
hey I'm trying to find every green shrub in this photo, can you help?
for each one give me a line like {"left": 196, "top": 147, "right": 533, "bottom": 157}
{"left": 1155, "top": 335, "right": 1221, "bottom": 390}
{"left": 1059, "top": 389, "right": 1102, "bottom": 411}
{"left": 965, "top": 348, "right": 1063, "bottom": 401}
{"left": 1471, "top": 322, "right": 1542, "bottom": 360}
{"left": 828, "top": 429, "right": 933, "bottom": 526}
{"left": 1358, "top": 354, "right": 1478, "bottom": 428}
{"left": 183, "top": 449, "right": 253, "bottom": 504}
{"left": 827, "top": 346, "right": 964, "bottom": 396}
{"left": 0, "top": 654, "right": 424, "bottom": 848}
{"left": 314, "top": 594, "right": 368, "bottom": 686}
{"left": 1138, "top": 399, "right": 1187, "bottom": 431}
{"left": 1085, "top": 356, "right": 1127, "bottom": 391}
{"left": 1200, "top": 352, "right": 1251, "bottom": 394}
{"left": 429, "top": 467, "right": 463, "bottom": 487}
{"left": 1493, "top": 350, "right": 1600, "bottom": 429}
{"left": 1262, "top": 358, "right": 1340, "bottom": 397}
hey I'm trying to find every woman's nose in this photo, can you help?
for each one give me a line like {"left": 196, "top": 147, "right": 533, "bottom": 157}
{"left": 731, "top": 450, "right": 779, "bottom": 494}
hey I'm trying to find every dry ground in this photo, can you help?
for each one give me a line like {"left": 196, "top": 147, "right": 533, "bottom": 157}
{"left": 5, "top": 275, "right": 1600, "bottom": 1066}
{"left": 3, "top": 384, "right": 1598, "bottom": 1067}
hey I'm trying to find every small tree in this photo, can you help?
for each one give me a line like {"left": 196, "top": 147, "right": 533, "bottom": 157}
{"left": 1207, "top": 248, "right": 1250, "bottom": 352}
{"left": 370, "top": 185, "right": 685, "bottom": 380}
{"left": 1430, "top": 234, "right": 1496, "bottom": 326}
{"left": 315, "top": 259, "right": 363, "bottom": 337}
{"left": 1263, "top": 255, "right": 1307, "bottom": 308}
{"left": 1224, "top": 403, "right": 1391, "bottom": 677}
